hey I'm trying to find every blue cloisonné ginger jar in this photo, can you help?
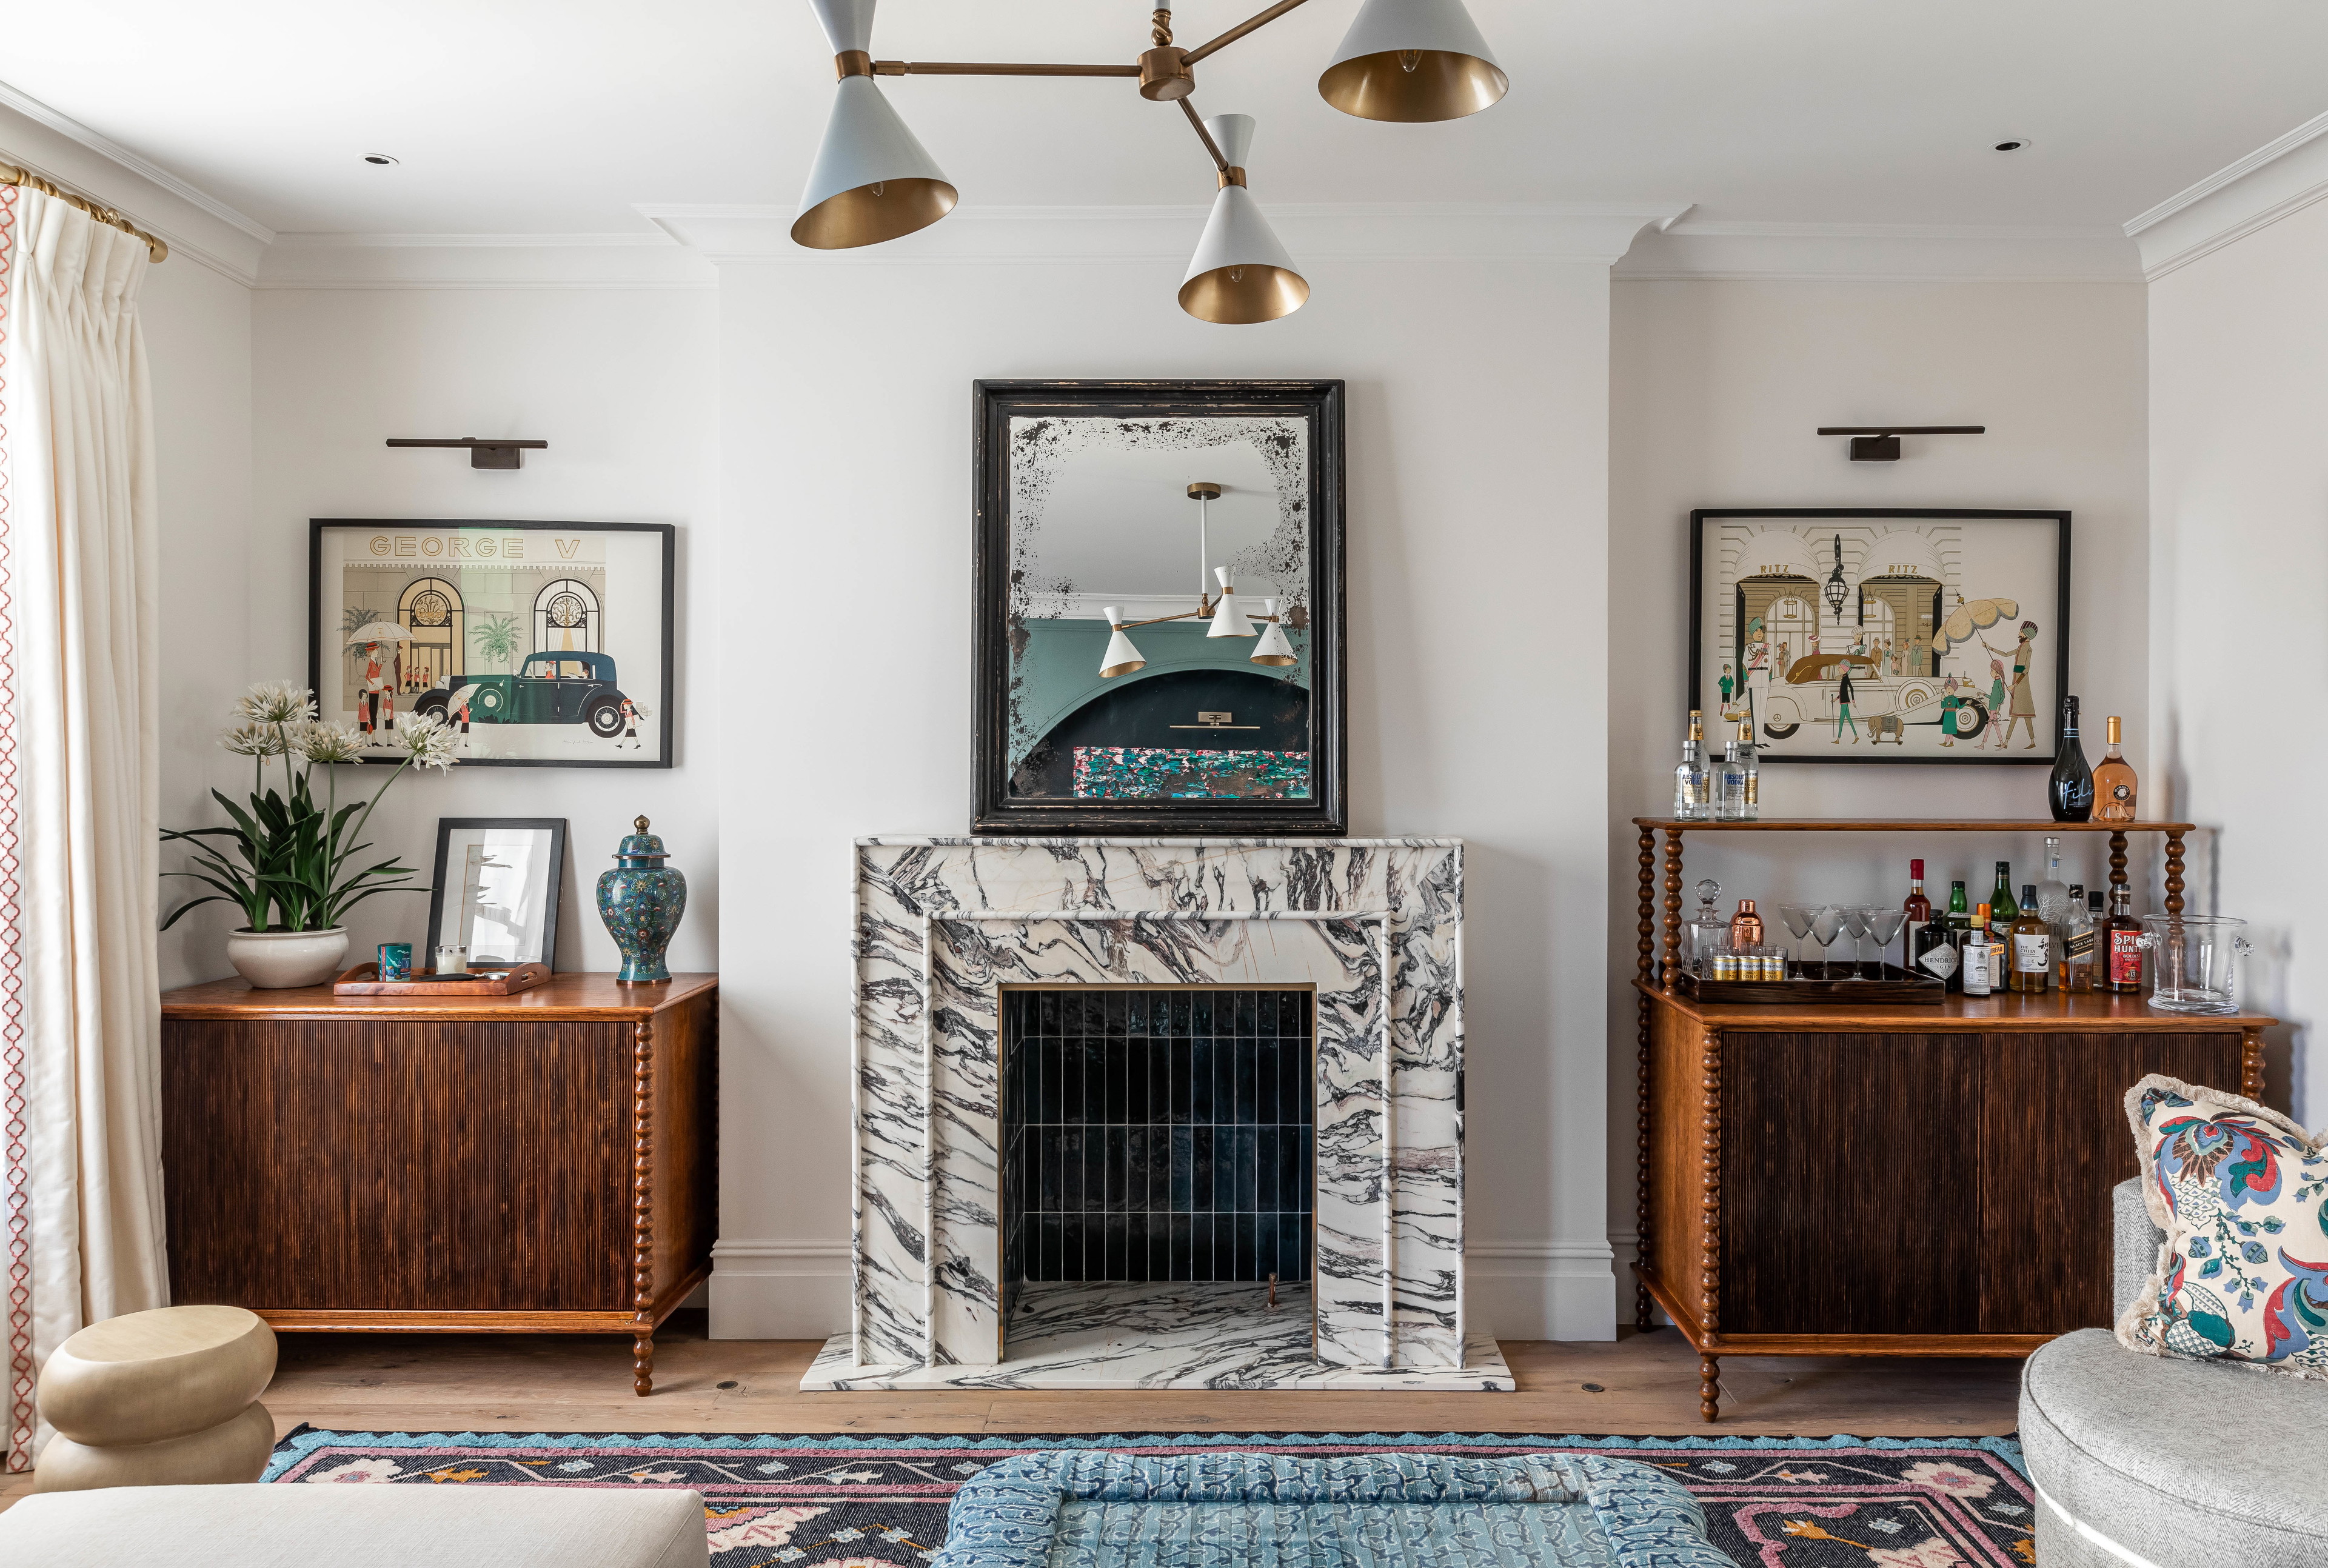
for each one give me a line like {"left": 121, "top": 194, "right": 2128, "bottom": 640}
{"left": 597, "top": 815, "right": 687, "bottom": 983}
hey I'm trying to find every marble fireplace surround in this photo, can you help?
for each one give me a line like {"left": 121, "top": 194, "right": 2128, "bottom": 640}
{"left": 821, "top": 838, "right": 1505, "bottom": 1389}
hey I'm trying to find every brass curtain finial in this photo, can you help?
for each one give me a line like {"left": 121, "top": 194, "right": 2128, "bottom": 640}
{"left": 0, "top": 162, "right": 169, "bottom": 262}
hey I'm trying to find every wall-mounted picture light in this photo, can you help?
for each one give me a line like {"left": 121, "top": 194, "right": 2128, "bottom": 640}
{"left": 1815, "top": 425, "right": 1985, "bottom": 462}
{"left": 386, "top": 437, "right": 549, "bottom": 470}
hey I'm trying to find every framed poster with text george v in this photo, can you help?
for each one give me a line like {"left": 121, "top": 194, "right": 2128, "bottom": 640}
{"left": 308, "top": 520, "right": 675, "bottom": 769}
{"left": 1690, "top": 508, "right": 2070, "bottom": 764}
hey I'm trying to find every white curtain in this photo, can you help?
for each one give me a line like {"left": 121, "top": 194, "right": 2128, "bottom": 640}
{"left": 0, "top": 187, "right": 168, "bottom": 1471}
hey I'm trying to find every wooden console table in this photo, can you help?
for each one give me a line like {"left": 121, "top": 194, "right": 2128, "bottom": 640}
{"left": 159, "top": 973, "right": 717, "bottom": 1395}
{"left": 1630, "top": 820, "right": 2270, "bottom": 1421}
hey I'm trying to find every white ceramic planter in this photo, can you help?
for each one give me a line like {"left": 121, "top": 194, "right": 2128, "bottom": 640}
{"left": 225, "top": 927, "right": 349, "bottom": 990}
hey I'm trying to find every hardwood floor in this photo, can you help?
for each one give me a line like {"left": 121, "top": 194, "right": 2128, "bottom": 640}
{"left": 0, "top": 1318, "right": 2021, "bottom": 1509}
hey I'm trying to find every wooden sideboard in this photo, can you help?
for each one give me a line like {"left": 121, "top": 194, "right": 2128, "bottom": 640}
{"left": 1631, "top": 818, "right": 2273, "bottom": 1421}
{"left": 159, "top": 973, "right": 717, "bottom": 1395}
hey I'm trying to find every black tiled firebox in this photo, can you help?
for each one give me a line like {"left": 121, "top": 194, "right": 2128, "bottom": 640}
{"left": 1000, "top": 989, "right": 1314, "bottom": 1295}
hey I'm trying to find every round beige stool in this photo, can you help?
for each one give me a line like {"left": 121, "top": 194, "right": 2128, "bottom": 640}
{"left": 34, "top": 1304, "right": 276, "bottom": 1492}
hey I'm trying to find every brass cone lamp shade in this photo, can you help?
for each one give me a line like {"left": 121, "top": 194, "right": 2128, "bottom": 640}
{"left": 1251, "top": 599, "right": 1299, "bottom": 667}
{"left": 791, "top": 0, "right": 956, "bottom": 250}
{"left": 1099, "top": 609, "right": 1146, "bottom": 678}
{"left": 1179, "top": 115, "right": 1308, "bottom": 325}
{"left": 1318, "top": 0, "right": 1508, "bottom": 122}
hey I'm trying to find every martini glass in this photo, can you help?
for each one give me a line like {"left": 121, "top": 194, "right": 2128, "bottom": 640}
{"left": 1838, "top": 906, "right": 1872, "bottom": 977}
{"left": 1809, "top": 905, "right": 1844, "bottom": 978}
{"left": 1864, "top": 907, "right": 1907, "bottom": 976}
{"left": 1777, "top": 905, "right": 1817, "bottom": 975}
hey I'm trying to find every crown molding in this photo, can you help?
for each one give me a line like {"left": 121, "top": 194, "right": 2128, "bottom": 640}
{"left": 637, "top": 201, "right": 1692, "bottom": 266}
{"left": 0, "top": 79, "right": 273, "bottom": 245}
{"left": 255, "top": 231, "right": 717, "bottom": 290}
{"left": 2124, "top": 110, "right": 2328, "bottom": 281}
{"left": 1617, "top": 219, "right": 2141, "bottom": 282}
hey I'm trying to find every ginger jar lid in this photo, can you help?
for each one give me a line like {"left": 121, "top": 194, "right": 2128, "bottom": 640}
{"left": 615, "top": 815, "right": 669, "bottom": 863}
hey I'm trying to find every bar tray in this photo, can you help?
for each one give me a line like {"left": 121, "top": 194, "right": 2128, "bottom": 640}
{"left": 1676, "top": 961, "right": 1946, "bottom": 1006}
{"left": 332, "top": 961, "right": 552, "bottom": 997}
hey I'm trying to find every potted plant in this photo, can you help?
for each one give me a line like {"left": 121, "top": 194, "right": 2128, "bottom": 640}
{"left": 163, "top": 681, "right": 457, "bottom": 988}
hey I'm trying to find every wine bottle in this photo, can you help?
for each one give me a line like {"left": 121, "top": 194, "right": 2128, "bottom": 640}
{"left": 2093, "top": 716, "right": 2138, "bottom": 823}
{"left": 1673, "top": 712, "right": 1707, "bottom": 821}
{"left": 1903, "top": 859, "right": 1932, "bottom": 967}
{"left": 2103, "top": 884, "right": 2144, "bottom": 993}
{"left": 2010, "top": 883, "right": 2052, "bottom": 993}
{"left": 2050, "top": 695, "right": 2095, "bottom": 822}
{"left": 1988, "top": 862, "right": 2018, "bottom": 944}
{"left": 2061, "top": 886, "right": 2097, "bottom": 993}
{"left": 1963, "top": 904, "right": 1995, "bottom": 996}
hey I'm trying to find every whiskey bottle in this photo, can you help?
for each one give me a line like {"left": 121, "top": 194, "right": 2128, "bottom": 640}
{"left": 2061, "top": 886, "right": 2098, "bottom": 993}
{"left": 1988, "top": 862, "right": 2019, "bottom": 945}
{"left": 1673, "top": 712, "right": 1707, "bottom": 820}
{"left": 2010, "top": 883, "right": 2052, "bottom": 993}
{"left": 2049, "top": 695, "right": 2095, "bottom": 822}
{"left": 1963, "top": 904, "right": 1995, "bottom": 996}
{"left": 1903, "top": 859, "right": 1932, "bottom": 964}
{"left": 2103, "top": 884, "right": 2144, "bottom": 993}
{"left": 2093, "top": 716, "right": 2138, "bottom": 823}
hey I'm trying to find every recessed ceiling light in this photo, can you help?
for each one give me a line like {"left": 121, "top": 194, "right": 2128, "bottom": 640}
{"left": 363, "top": 154, "right": 399, "bottom": 166}
{"left": 1992, "top": 138, "right": 2030, "bottom": 153}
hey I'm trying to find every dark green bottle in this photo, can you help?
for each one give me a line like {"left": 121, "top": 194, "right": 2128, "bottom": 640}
{"left": 1988, "top": 861, "right": 2019, "bottom": 942}
{"left": 1945, "top": 879, "right": 1971, "bottom": 933}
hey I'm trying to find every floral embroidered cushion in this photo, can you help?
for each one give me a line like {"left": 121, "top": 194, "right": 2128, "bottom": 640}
{"left": 2119, "top": 1074, "right": 2328, "bottom": 1380}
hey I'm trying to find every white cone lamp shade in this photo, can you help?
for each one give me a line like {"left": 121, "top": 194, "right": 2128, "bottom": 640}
{"left": 1099, "top": 608, "right": 1147, "bottom": 678}
{"left": 1208, "top": 568, "right": 1257, "bottom": 637}
{"left": 1251, "top": 599, "right": 1299, "bottom": 666}
{"left": 1318, "top": 0, "right": 1508, "bottom": 122}
{"left": 792, "top": 0, "right": 957, "bottom": 249}
{"left": 1179, "top": 115, "right": 1309, "bottom": 325}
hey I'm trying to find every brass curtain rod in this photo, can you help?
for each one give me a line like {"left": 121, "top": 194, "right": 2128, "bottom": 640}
{"left": 0, "top": 161, "right": 169, "bottom": 262}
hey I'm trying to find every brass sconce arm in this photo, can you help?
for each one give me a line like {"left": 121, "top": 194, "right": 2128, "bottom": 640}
{"left": 1178, "top": 99, "right": 1231, "bottom": 172}
{"left": 1112, "top": 604, "right": 1282, "bottom": 632}
{"left": 871, "top": 59, "right": 1140, "bottom": 77}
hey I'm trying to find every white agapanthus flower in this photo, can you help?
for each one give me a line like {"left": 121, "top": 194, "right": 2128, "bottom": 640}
{"left": 235, "top": 680, "right": 315, "bottom": 726}
{"left": 294, "top": 721, "right": 369, "bottom": 764}
{"left": 393, "top": 712, "right": 460, "bottom": 772}
{"left": 220, "top": 721, "right": 288, "bottom": 758}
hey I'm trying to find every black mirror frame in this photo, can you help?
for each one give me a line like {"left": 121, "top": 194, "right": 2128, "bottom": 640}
{"left": 424, "top": 816, "right": 569, "bottom": 969}
{"left": 971, "top": 379, "right": 1348, "bottom": 836}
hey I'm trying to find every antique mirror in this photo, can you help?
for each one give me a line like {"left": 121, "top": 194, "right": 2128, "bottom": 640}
{"left": 972, "top": 380, "right": 1346, "bottom": 834}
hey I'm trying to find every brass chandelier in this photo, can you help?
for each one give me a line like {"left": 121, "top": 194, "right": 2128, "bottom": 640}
{"left": 791, "top": 0, "right": 1508, "bottom": 324}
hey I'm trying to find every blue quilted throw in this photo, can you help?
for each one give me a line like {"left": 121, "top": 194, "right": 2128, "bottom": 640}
{"left": 933, "top": 1451, "right": 1734, "bottom": 1567}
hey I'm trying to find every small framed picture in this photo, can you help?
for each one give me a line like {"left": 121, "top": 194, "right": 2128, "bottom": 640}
{"left": 307, "top": 519, "right": 675, "bottom": 768}
{"left": 1690, "top": 508, "right": 2072, "bottom": 764}
{"left": 426, "top": 819, "right": 568, "bottom": 969}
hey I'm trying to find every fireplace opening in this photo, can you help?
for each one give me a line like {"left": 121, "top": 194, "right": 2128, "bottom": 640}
{"left": 999, "top": 987, "right": 1314, "bottom": 1350}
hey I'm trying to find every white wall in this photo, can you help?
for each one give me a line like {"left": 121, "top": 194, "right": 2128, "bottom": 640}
{"left": 2148, "top": 195, "right": 2328, "bottom": 1123}
{"left": 242, "top": 287, "right": 720, "bottom": 976}
{"left": 707, "top": 221, "right": 1629, "bottom": 1341}
{"left": 141, "top": 255, "right": 256, "bottom": 988}
{"left": 1607, "top": 279, "right": 2153, "bottom": 1256}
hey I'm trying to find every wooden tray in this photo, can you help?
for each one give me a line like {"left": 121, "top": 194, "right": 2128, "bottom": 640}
{"left": 1677, "top": 961, "right": 1947, "bottom": 1006}
{"left": 332, "top": 961, "right": 552, "bottom": 996}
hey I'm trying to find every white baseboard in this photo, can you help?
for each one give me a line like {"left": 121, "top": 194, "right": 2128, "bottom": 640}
{"left": 706, "top": 1238, "right": 1625, "bottom": 1343}
{"left": 708, "top": 1240, "right": 852, "bottom": 1340}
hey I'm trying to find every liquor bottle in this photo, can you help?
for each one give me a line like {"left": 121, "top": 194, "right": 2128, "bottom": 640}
{"left": 2103, "top": 884, "right": 2144, "bottom": 993}
{"left": 2010, "top": 884, "right": 2052, "bottom": 993}
{"left": 1903, "top": 859, "right": 1932, "bottom": 966}
{"left": 1712, "top": 735, "right": 1746, "bottom": 821}
{"left": 1734, "top": 716, "right": 1760, "bottom": 821}
{"left": 1673, "top": 711, "right": 1707, "bottom": 820}
{"left": 2035, "top": 837, "right": 2071, "bottom": 940}
{"left": 1988, "top": 862, "right": 2019, "bottom": 944}
{"left": 1944, "top": 878, "right": 1972, "bottom": 940}
{"left": 2050, "top": 695, "right": 2095, "bottom": 822}
{"left": 2060, "top": 885, "right": 2097, "bottom": 993}
{"left": 1962, "top": 904, "right": 1995, "bottom": 996}
{"left": 1729, "top": 898, "right": 1764, "bottom": 950}
{"left": 1912, "top": 912, "right": 1962, "bottom": 990}
{"left": 2093, "top": 716, "right": 2138, "bottom": 822}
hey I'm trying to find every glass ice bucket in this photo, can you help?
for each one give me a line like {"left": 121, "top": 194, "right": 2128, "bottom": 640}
{"left": 2141, "top": 915, "right": 2251, "bottom": 1015}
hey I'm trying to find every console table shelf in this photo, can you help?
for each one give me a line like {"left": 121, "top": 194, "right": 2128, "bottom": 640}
{"left": 159, "top": 973, "right": 717, "bottom": 1396}
{"left": 1626, "top": 817, "right": 2264, "bottom": 1423}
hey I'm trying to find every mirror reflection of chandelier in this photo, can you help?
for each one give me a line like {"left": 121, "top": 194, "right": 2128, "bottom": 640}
{"left": 1099, "top": 482, "right": 1299, "bottom": 678}
{"left": 790, "top": 0, "right": 1508, "bottom": 323}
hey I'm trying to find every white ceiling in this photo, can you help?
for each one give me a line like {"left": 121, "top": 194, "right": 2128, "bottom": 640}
{"left": 4, "top": 0, "right": 2324, "bottom": 238}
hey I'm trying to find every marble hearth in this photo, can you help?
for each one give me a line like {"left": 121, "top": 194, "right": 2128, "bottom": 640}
{"left": 804, "top": 838, "right": 1510, "bottom": 1392}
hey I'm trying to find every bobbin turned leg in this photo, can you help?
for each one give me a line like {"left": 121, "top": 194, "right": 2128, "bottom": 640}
{"left": 633, "top": 1332, "right": 655, "bottom": 1398}
{"left": 1699, "top": 1355, "right": 1721, "bottom": 1423}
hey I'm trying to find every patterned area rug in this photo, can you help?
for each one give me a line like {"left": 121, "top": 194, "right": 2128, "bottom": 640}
{"left": 266, "top": 1429, "right": 2032, "bottom": 1567}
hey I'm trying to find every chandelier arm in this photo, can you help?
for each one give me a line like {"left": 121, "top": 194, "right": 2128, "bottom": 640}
{"left": 1182, "top": 0, "right": 1311, "bottom": 65}
{"left": 1118, "top": 608, "right": 1211, "bottom": 632}
{"left": 872, "top": 60, "right": 1142, "bottom": 77}
{"left": 1177, "top": 98, "right": 1231, "bottom": 172}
